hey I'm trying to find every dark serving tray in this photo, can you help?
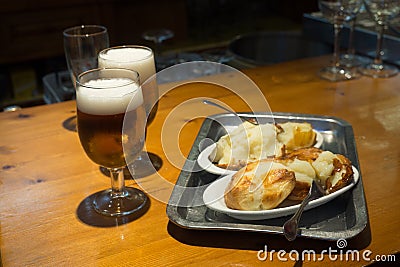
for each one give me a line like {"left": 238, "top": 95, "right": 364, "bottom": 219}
{"left": 166, "top": 113, "right": 369, "bottom": 240}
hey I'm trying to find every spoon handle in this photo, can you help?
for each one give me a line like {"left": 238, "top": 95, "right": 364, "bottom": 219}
{"left": 202, "top": 100, "right": 258, "bottom": 125}
{"left": 283, "top": 185, "right": 313, "bottom": 241}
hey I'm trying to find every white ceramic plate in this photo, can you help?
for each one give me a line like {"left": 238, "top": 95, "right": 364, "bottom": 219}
{"left": 202, "top": 166, "right": 359, "bottom": 221}
{"left": 197, "top": 130, "right": 323, "bottom": 175}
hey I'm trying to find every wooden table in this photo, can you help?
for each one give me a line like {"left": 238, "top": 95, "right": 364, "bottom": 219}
{"left": 1, "top": 56, "right": 399, "bottom": 266}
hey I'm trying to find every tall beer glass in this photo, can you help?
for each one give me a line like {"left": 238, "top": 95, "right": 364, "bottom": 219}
{"left": 99, "top": 45, "right": 161, "bottom": 177}
{"left": 76, "top": 68, "right": 148, "bottom": 217}
{"left": 63, "top": 25, "right": 109, "bottom": 131}
{"left": 64, "top": 25, "right": 109, "bottom": 85}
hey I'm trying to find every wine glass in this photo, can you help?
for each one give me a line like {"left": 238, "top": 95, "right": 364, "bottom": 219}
{"left": 63, "top": 25, "right": 109, "bottom": 131}
{"left": 339, "top": 15, "right": 371, "bottom": 67}
{"left": 359, "top": 0, "right": 400, "bottom": 78}
{"left": 318, "top": 0, "right": 363, "bottom": 81}
{"left": 142, "top": 29, "right": 174, "bottom": 70}
{"left": 76, "top": 68, "right": 148, "bottom": 217}
{"left": 98, "top": 45, "right": 162, "bottom": 178}
{"left": 142, "top": 29, "right": 174, "bottom": 51}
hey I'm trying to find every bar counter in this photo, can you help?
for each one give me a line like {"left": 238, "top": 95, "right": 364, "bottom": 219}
{"left": 1, "top": 56, "right": 399, "bottom": 266}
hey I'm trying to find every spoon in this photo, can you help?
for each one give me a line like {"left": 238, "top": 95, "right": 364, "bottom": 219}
{"left": 202, "top": 99, "right": 258, "bottom": 125}
{"left": 283, "top": 180, "right": 326, "bottom": 241}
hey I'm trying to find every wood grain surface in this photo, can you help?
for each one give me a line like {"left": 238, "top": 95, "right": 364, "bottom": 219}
{"left": 1, "top": 56, "right": 399, "bottom": 266}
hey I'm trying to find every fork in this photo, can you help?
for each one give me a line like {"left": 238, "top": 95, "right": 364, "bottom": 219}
{"left": 283, "top": 180, "right": 326, "bottom": 241}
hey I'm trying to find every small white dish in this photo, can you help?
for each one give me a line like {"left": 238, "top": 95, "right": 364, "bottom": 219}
{"left": 197, "top": 130, "right": 323, "bottom": 175}
{"left": 197, "top": 143, "right": 236, "bottom": 175}
{"left": 202, "top": 166, "right": 359, "bottom": 221}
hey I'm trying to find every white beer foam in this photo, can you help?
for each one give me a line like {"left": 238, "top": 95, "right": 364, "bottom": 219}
{"left": 98, "top": 47, "right": 156, "bottom": 83}
{"left": 101, "top": 48, "right": 152, "bottom": 62}
{"left": 77, "top": 78, "right": 143, "bottom": 115}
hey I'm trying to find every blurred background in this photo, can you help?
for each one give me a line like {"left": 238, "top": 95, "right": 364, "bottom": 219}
{"left": 0, "top": 0, "right": 399, "bottom": 109}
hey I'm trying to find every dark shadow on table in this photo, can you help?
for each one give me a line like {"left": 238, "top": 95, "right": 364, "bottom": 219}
{"left": 62, "top": 115, "right": 77, "bottom": 132}
{"left": 76, "top": 192, "right": 150, "bottom": 227}
{"left": 167, "top": 220, "right": 371, "bottom": 253}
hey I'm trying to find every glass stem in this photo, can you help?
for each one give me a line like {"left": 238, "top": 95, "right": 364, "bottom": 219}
{"left": 333, "top": 23, "right": 343, "bottom": 68}
{"left": 347, "top": 19, "right": 356, "bottom": 56}
{"left": 110, "top": 168, "right": 125, "bottom": 197}
{"left": 154, "top": 40, "right": 163, "bottom": 58}
{"left": 374, "top": 24, "right": 384, "bottom": 65}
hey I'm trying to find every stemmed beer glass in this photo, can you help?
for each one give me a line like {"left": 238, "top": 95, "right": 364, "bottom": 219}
{"left": 318, "top": 0, "right": 363, "bottom": 81}
{"left": 63, "top": 25, "right": 109, "bottom": 131}
{"left": 359, "top": 0, "right": 400, "bottom": 78}
{"left": 98, "top": 45, "right": 161, "bottom": 177}
{"left": 63, "top": 25, "right": 110, "bottom": 86}
{"left": 76, "top": 68, "right": 148, "bottom": 217}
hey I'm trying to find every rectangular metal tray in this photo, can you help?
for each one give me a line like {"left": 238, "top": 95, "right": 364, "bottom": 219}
{"left": 166, "top": 113, "right": 369, "bottom": 240}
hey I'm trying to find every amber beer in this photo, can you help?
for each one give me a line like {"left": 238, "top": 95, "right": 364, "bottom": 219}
{"left": 76, "top": 75, "right": 145, "bottom": 169}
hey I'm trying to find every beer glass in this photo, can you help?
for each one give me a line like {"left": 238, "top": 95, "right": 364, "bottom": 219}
{"left": 318, "top": 0, "right": 363, "bottom": 81}
{"left": 99, "top": 45, "right": 161, "bottom": 177}
{"left": 63, "top": 25, "right": 109, "bottom": 85}
{"left": 63, "top": 25, "right": 109, "bottom": 131}
{"left": 76, "top": 68, "right": 148, "bottom": 217}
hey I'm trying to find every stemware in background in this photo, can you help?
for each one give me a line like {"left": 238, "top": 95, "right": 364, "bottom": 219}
{"left": 359, "top": 0, "right": 400, "bottom": 78}
{"left": 339, "top": 14, "right": 371, "bottom": 67}
{"left": 142, "top": 29, "right": 174, "bottom": 55}
{"left": 142, "top": 29, "right": 174, "bottom": 70}
{"left": 62, "top": 25, "right": 110, "bottom": 131}
{"left": 318, "top": 0, "right": 363, "bottom": 81}
{"left": 98, "top": 45, "right": 162, "bottom": 178}
{"left": 76, "top": 68, "right": 148, "bottom": 217}
{"left": 142, "top": 29, "right": 204, "bottom": 69}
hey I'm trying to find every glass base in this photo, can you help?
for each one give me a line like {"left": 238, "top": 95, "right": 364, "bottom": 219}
{"left": 339, "top": 54, "right": 371, "bottom": 68}
{"left": 93, "top": 187, "right": 148, "bottom": 217}
{"left": 318, "top": 66, "right": 358, "bottom": 82}
{"left": 358, "top": 63, "right": 398, "bottom": 78}
{"left": 128, "top": 151, "right": 163, "bottom": 179}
